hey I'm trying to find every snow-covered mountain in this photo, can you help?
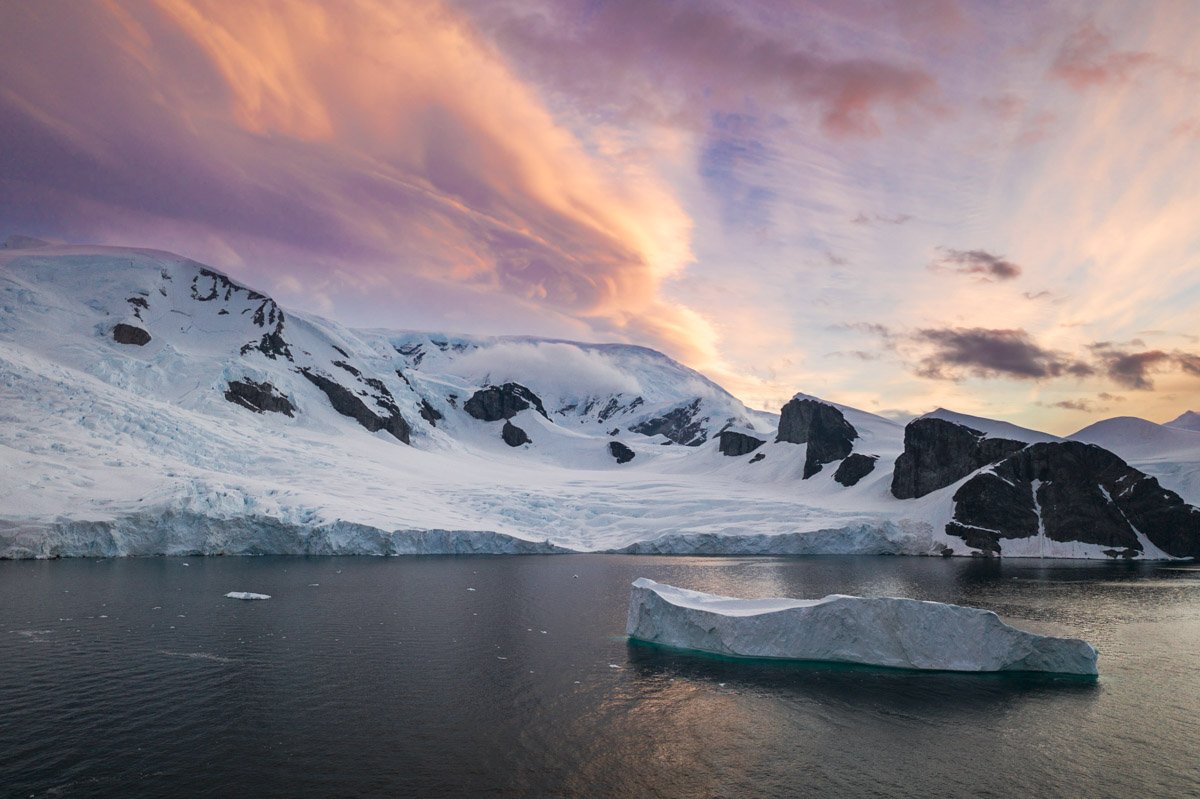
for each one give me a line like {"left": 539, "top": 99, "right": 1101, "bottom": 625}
{"left": 1069, "top": 416, "right": 1200, "bottom": 503}
{"left": 1, "top": 239, "right": 1197, "bottom": 560}
{"left": 1167, "top": 410, "right": 1200, "bottom": 432}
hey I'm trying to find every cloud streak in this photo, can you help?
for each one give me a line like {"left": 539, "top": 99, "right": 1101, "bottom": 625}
{"left": 930, "top": 248, "right": 1022, "bottom": 280}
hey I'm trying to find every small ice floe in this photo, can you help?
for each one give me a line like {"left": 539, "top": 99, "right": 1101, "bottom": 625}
{"left": 608, "top": 664, "right": 622, "bottom": 669}
{"left": 467, "top": 588, "right": 476, "bottom": 591}
{"left": 224, "top": 592, "right": 271, "bottom": 601}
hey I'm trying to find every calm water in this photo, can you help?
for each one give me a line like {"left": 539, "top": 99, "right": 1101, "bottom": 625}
{"left": 1, "top": 555, "right": 1198, "bottom": 798}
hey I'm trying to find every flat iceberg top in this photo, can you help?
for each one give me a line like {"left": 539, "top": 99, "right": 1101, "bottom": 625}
{"left": 224, "top": 591, "right": 271, "bottom": 600}
{"left": 627, "top": 579, "right": 1099, "bottom": 675}
{"left": 631, "top": 577, "right": 837, "bottom": 615}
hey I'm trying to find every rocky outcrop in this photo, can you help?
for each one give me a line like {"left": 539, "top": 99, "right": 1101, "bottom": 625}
{"left": 464, "top": 383, "right": 548, "bottom": 422}
{"left": 718, "top": 430, "right": 765, "bottom": 457}
{"left": 418, "top": 398, "right": 442, "bottom": 427}
{"left": 947, "top": 441, "right": 1200, "bottom": 558}
{"left": 299, "top": 368, "right": 411, "bottom": 443}
{"left": 775, "top": 398, "right": 858, "bottom": 478}
{"left": 609, "top": 441, "right": 635, "bottom": 464}
{"left": 833, "top": 453, "right": 877, "bottom": 487}
{"left": 224, "top": 379, "right": 295, "bottom": 417}
{"left": 891, "top": 418, "right": 1025, "bottom": 499}
{"left": 502, "top": 420, "right": 530, "bottom": 447}
{"left": 112, "top": 323, "right": 151, "bottom": 346}
{"left": 630, "top": 398, "right": 709, "bottom": 446}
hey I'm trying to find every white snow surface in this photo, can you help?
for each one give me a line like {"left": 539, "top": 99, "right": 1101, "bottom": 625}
{"left": 922, "top": 408, "right": 1060, "bottom": 444}
{"left": 0, "top": 241, "right": 1194, "bottom": 559}
{"left": 626, "top": 579, "right": 1099, "bottom": 675}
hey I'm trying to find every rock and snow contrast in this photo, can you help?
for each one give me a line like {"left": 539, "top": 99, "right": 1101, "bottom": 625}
{"left": 625, "top": 579, "right": 1099, "bottom": 675}
{"left": 0, "top": 239, "right": 1198, "bottom": 559}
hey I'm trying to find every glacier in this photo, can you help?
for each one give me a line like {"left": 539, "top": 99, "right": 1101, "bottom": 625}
{"left": 625, "top": 578, "right": 1099, "bottom": 675}
{"left": 0, "top": 239, "right": 1197, "bottom": 560}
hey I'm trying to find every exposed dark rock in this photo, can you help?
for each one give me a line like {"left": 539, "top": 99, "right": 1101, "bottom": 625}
{"left": 749, "top": 452, "right": 766, "bottom": 464}
{"left": 224, "top": 379, "right": 296, "bottom": 417}
{"left": 718, "top": 430, "right": 766, "bottom": 457}
{"left": 629, "top": 399, "right": 709, "bottom": 446}
{"left": 609, "top": 441, "right": 635, "bottom": 464}
{"left": 775, "top": 398, "right": 859, "bottom": 478}
{"left": 299, "top": 368, "right": 410, "bottom": 444}
{"left": 463, "top": 383, "right": 548, "bottom": 422}
{"left": 948, "top": 441, "right": 1200, "bottom": 557}
{"left": 502, "top": 420, "right": 530, "bottom": 447}
{"left": 609, "top": 428, "right": 620, "bottom": 436}
{"left": 891, "top": 418, "right": 1026, "bottom": 499}
{"left": 418, "top": 399, "right": 442, "bottom": 427}
{"left": 126, "top": 296, "right": 148, "bottom": 319}
{"left": 332, "top": 345, "right": 350, "bottom": 358}
{"left": 833, "top": 453, "right": 878, "bottom": 487}
{"left": 112, "top": 323, "right": 151, "bottom": 346}
{"left": 332, "top": 360, "right": 361, "bottom": 377}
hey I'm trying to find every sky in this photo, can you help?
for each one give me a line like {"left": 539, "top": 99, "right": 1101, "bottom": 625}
{"left": 1, "top": 0, "right": 1197, "bottom": 433}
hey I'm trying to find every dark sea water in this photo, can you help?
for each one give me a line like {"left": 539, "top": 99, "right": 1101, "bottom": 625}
{"left": 1, "top": 555, "right": 1198, "bottom": 799}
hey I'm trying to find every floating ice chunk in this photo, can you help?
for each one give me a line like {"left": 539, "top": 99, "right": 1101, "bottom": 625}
{"left": 224, "top": 591, "right": 271, "bottom": 601}
{"left": 626, "top": 578, "right": 1098, "bottom": 675}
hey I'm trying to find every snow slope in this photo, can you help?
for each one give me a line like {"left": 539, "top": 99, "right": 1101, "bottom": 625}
{"left": 0, "top": 240, "right": 1195, "bottom": 559}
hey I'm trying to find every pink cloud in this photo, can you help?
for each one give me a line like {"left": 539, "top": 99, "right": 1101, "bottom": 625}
{"left": 1050, "top": 22, "right": 1158, "bottom": 90}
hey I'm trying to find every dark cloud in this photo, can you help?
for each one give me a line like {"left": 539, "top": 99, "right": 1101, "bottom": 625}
{"left": 1088, "top": 344, "right": 1200, "bottom": 389}
{"left": 1047, "top": 399, "right": 1103, "bottom": 412}
{"left": 930, "top": 248, "right": 1021, "bottom": 280}
{"left": 914, "top": 327, "right": 1093, "bottom": 381}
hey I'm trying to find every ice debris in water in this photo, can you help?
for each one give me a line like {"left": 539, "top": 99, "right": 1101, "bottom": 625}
{"left": 224, "top": 592, "right": 271, "bottom": 601}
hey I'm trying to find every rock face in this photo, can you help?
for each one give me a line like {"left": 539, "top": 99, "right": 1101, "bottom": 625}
{"left": 501, "top": 420, "right": 530, "bottom": 447}
{"left": 299, "top": 369, "right": 411, "bottom": 443}
{"left": 224, "top": 379, "right": 296, "bottom": 416}
{"left": 464, "top": 383, "right": 548, "bottom": 422}
{"left": 112, "top": 323, "right": 151, "bottom": 346}
{"left": 948, "top": 441, "right": 1200, "bottom": 558}
{"left": 718, "top": 430, "right": 765, "bottom": 457}
{"left": 626, "top": 578, "right": 1098, "bottom": 675}
{"left": 833, "top": 453, "right": 877, "bottom": 487}
{"left": 775, "top": 398, "right": 858, "bottom": 478}
{"left": 609, "top": 441, "right": 635, "bottom": 464}
{"left": 891, "top": 418, "right": 1026, "bottom": 499}
{"left": 629, "top": 398, "right": 710, "bottom": 446}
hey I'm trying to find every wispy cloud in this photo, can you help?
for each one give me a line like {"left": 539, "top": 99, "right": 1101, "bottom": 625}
{"left": 929, "top": 248, "right": 1022, "bottom": 280}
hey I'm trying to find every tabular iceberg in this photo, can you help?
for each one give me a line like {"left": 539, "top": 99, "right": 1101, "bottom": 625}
{"left": 626, "top": 578, "right": 1098, "bottom": 675}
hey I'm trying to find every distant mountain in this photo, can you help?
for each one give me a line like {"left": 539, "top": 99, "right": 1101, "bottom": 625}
{"left": 0, "top": 239, "right": 1196, "bottom": 560}
{"left": 1167, "top": 410, "right": 1200, "bottom": 432}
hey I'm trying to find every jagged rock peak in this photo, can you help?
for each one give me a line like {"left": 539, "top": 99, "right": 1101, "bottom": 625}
{"left": 463, "top": 383, "right": 548, "bottom": 422}
{"left": 775, "top": 397, "right": 858, "bottom": 478}
{"left": 947, "top": 441, "right": 1200, "bottom": 558}
{"left": 891, "top": 417, "right": 1025, "bottom": 500}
